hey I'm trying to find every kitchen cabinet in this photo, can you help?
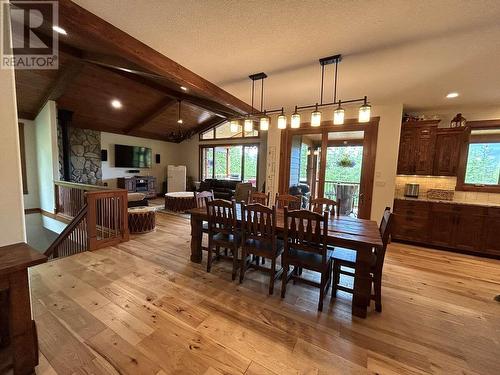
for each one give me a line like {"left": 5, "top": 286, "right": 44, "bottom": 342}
{"left": 393, "top": 199, "right": 493, "bottom": 257}
{"left": 397, "top": 120, "right": 438, "bottom": 175}
{"left": 433, "top": 128, "right": 463, "bottom": 176}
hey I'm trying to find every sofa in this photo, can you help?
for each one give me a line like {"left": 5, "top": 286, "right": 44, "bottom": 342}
{"left": 198, "top": 179, "right": 240, "bottom": 200}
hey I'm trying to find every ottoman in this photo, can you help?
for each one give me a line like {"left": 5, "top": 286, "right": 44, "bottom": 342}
{"left": 128, "top": 206, "right": 156, "bottom": 234}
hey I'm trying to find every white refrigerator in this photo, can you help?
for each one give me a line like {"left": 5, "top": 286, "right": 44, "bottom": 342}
{"left": 167, "top": 165, "right": 187, "bottom": 192}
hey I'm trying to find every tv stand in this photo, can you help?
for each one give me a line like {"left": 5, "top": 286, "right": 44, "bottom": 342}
{"left": 117, "top": 176, "right": 156, "bottom": 198}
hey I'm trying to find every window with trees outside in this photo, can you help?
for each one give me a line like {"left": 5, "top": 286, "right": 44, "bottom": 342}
{"left": 464, "top": 142, "right": 500, "bottom": 185}
{"left": 458, "top": 124, "right": 500, "bottom": 192}
{"left": 200, "top": 121, "right": 259, "bottom": 140}
{"left": 200, "top": 144, "right": 259, "bottom": 186}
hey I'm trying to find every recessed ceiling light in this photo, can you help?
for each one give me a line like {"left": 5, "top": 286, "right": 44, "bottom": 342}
{"left": 111, "top": 99, "right": 122, "bottom": 109}
{"left": 446, "top": 92, "right": 459, "bottom": 99}
{"left": 177, "top": 119, "right": 183, "bottom": 124}
{"left": 180, "top": 86, "right": 187, "bottom": 91}
{"left": 52, "top": 25, "right": 67, "bottom": 35}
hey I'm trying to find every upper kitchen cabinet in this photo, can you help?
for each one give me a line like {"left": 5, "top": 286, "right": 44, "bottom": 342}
{"left": 397, "top": 120, "right": 439, "bottom": 175}
{"left": 397, "top": 120, "right": 464, "bottom": 176}
{"left": 433, "top": 128, "right": 464, "bottom": 176}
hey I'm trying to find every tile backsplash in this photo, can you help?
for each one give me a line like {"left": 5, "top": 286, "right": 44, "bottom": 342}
{"left": 395, "top": 175, "right": 500, "bottom": 204}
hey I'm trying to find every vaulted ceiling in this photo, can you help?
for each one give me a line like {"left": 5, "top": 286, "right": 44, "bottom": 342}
{"left": 13, "top": 0, "right": 253, "bottom": 142}
{"left": 73, "top": 0, "right": 500, "bottom": 113}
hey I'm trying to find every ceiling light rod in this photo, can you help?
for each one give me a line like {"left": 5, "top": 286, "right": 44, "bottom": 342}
{"left": 296, "top": 96, "right": 367, "bottom": 111}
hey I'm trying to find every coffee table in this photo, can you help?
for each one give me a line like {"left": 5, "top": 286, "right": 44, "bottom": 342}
{"left": 128, "top": 206, "right": 156, "bottom": 234}
{"left": 164, "top": 191, "right": 196, "bottom": 212}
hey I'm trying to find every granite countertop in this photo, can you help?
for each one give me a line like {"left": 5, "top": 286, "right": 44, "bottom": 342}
{"left": 394, "top": 195, "right": 500, "bottom": 208}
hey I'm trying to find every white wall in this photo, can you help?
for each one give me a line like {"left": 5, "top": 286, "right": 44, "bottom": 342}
{"left": 35, "top": 101, "right": 59, "bottom": 213}
{"left": 100, "top": 132, "right": 182, "bottom": 191}
{"left": 0, "top": 11, "right": 26, "bottom": 246}
{"left": 21, "top": 119, "right": 40, "bottom": 209}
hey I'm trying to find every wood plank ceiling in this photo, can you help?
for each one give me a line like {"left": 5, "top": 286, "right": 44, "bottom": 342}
{"left": 13, "top": 0, "right": 253, "bottom": 142}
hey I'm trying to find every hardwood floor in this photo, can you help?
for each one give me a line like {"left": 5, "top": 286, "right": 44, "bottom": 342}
{"left": 29, "top": 211, "right": 500, "bottom": 374}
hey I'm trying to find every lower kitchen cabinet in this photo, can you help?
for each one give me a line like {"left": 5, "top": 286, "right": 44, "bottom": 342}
{"left": 393, "top": 199, "right": 494, "bottom": 257}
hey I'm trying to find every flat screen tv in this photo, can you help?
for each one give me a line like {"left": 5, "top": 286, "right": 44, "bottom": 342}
{"left": 114, "top": 144, "right": 152, "bottom": 168}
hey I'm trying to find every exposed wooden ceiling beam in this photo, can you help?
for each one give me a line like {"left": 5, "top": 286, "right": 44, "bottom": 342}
{"left": 56, "top": 0, "right": 254, "bottom": 116}
{"left": 124, "top": 98, "right": 177, "bottom": 134}
{"left": 33, "top": 60, "right": 84, "bottom": 118}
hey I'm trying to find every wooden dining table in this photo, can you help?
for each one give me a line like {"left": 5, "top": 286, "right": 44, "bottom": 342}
{"left": 188, "top": 206, "right": 383, "bottom": 318}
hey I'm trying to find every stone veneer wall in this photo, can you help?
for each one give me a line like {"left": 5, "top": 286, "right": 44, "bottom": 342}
{"left": 69, "top": 128, "right": 102, "bottom": 185}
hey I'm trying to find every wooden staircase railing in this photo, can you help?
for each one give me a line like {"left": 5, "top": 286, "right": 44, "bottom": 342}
{"left": 44, "top": 204, "right": 88, "bottom": 259}
{"left": 45, "top": 187, "right": 129, "bottom": 260}
{"left": 54, "top": 180, "right": 110, "bottom": 219}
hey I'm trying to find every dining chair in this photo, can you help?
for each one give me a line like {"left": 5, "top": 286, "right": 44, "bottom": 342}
{"left": 234, "top": 182, "right": 253, "bottom": 203}
{"left": 275, "top": 193, "right": 302, "bottom": 210}
{"left": 309, "top": 197, "right": 340, "bottom": 217}
{"left": 331, "top": 207, "right": 393, "bottom": 312}
{"left": 195, "top": 190, "right": 214, "bottom": 209}
{"left": 195, "top": 190, "right": 214, "bottom": 250}
{"left": 240, "top": 203, "right": 283, "bottom": 294}
{"left": 249, "top": 191, "right": 270, "bottom": 206}
{"left": 281, "top": 208, "right": 333, "bottom": 311}
{"left": 206, "top": 199, "right": 241, "bottom": 280}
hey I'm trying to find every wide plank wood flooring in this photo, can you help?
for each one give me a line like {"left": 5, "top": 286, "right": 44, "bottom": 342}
{"left": 29, "top": 212, "right": 500, "bottom": 374}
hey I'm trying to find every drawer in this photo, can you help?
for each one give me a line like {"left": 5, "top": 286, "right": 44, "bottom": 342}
{"left": 487, "top": 207, "right": 500, "bottom": 217}
{"left": 393, "top": 214, "right": 429, "bottom": 242}
{"left": 431, "top": 202, "right": 486, "bottom": 215}
{"left": 394, "top": 199, "right": 430, "bottom": 215}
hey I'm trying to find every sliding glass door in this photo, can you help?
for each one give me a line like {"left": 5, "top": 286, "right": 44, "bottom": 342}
{"left": 201, "top": 144, "right": 259, "bottom": 186}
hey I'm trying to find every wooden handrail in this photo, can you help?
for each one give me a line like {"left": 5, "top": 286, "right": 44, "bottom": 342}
{"left": 54, "top": 180, "right": 111, "bottom": 191}
{"left": 45, "top": 204, "right": 89, "bottom": 259}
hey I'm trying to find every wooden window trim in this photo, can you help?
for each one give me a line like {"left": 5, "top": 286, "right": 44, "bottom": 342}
{"left": 198, "top": 122, "right": 260, "bottom": 141}
{"left": 199, "top": 143, "right": 260, "bottom": 186}
{"left": 456, "top": 120, "right": 500, "bottom": 193}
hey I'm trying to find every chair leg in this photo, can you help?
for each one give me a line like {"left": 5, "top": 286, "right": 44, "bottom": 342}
{"left": 207, "top": 242, "right": 213, "bottom": 273}
{"left": 239, "top": 249, "right": 247, "bottom": 284}
{"left": 318, "top": 271, "right": 325, "bottom": 312}
{"left": 374, "top": 275, "right": 382, "bottom": 312}
{"left": 332, "top": 263, "right": 340, "bottom": 298}
{"left": 281, "top": 264, "right": 289, "bottom": 298}
{"left": 232, "top": 246, "right": 239, "bottom": 281}
{"left": 269, "top": 257, "right": 276, "bottom": 295}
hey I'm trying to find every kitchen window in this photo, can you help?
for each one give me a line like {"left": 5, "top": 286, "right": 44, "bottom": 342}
{"left": 457, "top": 120, "right": 500, "bottom": 192}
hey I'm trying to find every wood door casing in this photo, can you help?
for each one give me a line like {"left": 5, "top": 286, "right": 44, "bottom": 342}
{"left": 278, "top": 118, "right": 379, "bottom": 219}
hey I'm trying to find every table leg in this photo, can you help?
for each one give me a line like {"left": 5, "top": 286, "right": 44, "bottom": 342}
{"left": 352, "top": 245, "right": 373, "bottom": 318}
{"left": 190, "top": 215, "right": 203, "bottom": 263}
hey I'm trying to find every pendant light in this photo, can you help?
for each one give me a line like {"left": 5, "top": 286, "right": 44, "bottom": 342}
{"left": 311, "top": 104, "right": 321, "bottom": 127}
{"left": 230, "top": 120, "right": 239, "bottom": 133}
{"left": 277, "top": 107, "right": 287, "bottom": 129}
{"left": 291, "top": 106, "right": 301, "bottom": 128}
{"left": 259, "top": 111, "right": 270, "bottom": 131}
{"left": 358, "top": 96, "right": 371, "bottom": 123}
{"left": 177, "top": 100, "right": 183, "bottom": 124}
{"left": 244, "top": 118, "right": 254, "bottom": 132}
{"left": 333, "top": 100, "right": 345, "bottom": 125}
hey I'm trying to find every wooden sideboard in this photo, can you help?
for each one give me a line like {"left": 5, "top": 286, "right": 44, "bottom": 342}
{"left": 392, "top": 199, "right": 500, "bottom": 257}
{"left": 117, "top": 176, "right": 156, "bottom": 198}
{"left": 397, "top": 121, "right": 464, "bottom": 176}
{"left": 0, "top": 243, "right": 47, "bottom": 374}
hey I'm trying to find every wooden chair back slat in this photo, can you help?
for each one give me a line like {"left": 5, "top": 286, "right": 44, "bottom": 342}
{"left": 195, "top": 190, "right": 214, "bottom": 208}
{"left": 283, "top": 208, "right": 329, "bottom": 257}
{"left": 374, "top": 207, "right": 393, "bottom": 274}
{"left": 309, "top": 197, "right": 340, "bottom": 217}
{"left": 249, "top": 191, "right": 270, "bottom": 206}
{"left": 241, "top": 203, "right": 276, "bottom": 244}
{"left": 206, "top": 199, "right": 237, "bottom": 236}
{"left": 275, "top": 193, "right": 301, "bottom": 210}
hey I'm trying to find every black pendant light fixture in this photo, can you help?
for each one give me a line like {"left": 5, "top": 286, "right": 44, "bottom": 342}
{"left": 229, "top": 53, "right": 371, "bottom": 130}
